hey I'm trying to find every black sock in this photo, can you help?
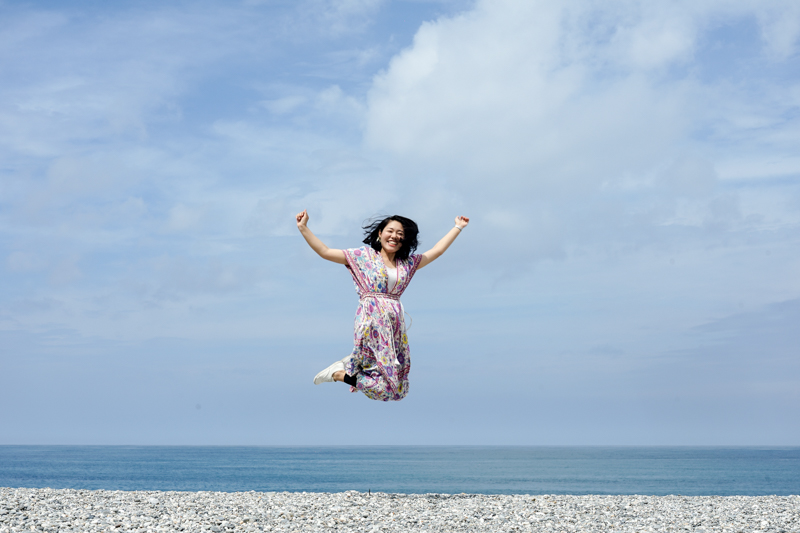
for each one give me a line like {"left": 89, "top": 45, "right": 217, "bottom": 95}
{"left": 343, "top": 374, "right": 357, "bottom": 387}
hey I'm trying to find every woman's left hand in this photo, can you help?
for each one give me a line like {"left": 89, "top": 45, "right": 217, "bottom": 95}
{"left": 455, "top": 216, "right": 470, "bottom": 229}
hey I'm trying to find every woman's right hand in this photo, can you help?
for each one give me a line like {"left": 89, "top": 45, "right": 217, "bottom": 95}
{"left": 295, "top": 210, "right": 347, "bottom": 264}
{"left": 296, "top": 209, "right": 309, "bottom": 229}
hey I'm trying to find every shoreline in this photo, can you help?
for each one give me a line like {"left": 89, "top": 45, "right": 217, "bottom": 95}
{"left": 2, "top": 488, "right": 799, "bottom": 532}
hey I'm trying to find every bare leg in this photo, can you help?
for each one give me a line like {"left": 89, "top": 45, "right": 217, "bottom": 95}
{"left": 332, "top": 370, "right": 345, "bottom": 382}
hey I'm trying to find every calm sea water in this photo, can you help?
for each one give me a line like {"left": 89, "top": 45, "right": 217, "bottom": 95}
{"left": 1, "top": 446, "right": 798, "bottom": 496}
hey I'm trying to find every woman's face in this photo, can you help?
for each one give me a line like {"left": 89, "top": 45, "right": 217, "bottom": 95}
{"left": 379, "top": 220, "right": 405, "bottom": 255}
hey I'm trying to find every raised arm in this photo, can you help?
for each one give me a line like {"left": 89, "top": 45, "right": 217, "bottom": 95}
{"left": 296, "top": 210, "right": 347, "bottom": 264}
{"left": 418, "top": 216, "right": 470, "bottom": 269}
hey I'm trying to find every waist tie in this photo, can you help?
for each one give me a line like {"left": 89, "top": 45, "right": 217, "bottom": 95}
{"left": 358, "top": 292, "right": 412, "bottom": 329}
{"left": 359, "top": 292, "right": 400, "bottom": 301}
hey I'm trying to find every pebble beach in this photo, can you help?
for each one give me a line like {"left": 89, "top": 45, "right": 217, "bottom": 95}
{"left": 2, "top": 488, "right": 798, "bottom": 532}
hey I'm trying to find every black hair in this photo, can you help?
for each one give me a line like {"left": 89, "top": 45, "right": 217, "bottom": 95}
{"left": 362, "top": 215, "right": 419, "bottom": 261}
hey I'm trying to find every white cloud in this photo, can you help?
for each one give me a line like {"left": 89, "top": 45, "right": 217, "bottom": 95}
{"left": 367, "top": 1, "right": 687, "bottom": 177}
{"left": 167, "top": 204, "right": 204, "bottom": 232}
{"left": 364, "top": 0, "right": 800, "bottom": 269}
{"left": 315, "top": 0, "right": 386, "bottom": 35}
{"left": 48, "top": 254, "right": 81, "bottom": 286}
{"left": 658, "top": 157, "right": 717, "bottom": 198}
{"left": 620, "top": 17, "right": 696, "bottom": 69}
{"left": 261, "top": 95, "right": 308, "bottom": 115}
{"left": 150, "top": 256, "right": 263, "bottom": 300}
{"left": 757, "top": 3, "right": 800, "bottom": 60}
{"left": 6, "top": 251, "right": 44, "bottom": 272}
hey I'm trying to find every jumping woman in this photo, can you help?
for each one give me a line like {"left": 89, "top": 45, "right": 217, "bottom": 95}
{"left": 296, "top": 210, "right": 470, "bottom": 401}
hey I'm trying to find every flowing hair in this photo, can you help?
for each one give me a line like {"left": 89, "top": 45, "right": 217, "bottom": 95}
{"left": 362, "top": 215, "right": 419, "bottom": 261}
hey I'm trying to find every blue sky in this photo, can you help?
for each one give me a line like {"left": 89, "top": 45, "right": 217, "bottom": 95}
{"left": 1, "top": 0, "right": 799, "bottom": 445}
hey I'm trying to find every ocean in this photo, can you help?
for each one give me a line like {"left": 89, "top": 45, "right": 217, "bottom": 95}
{"left": 1, "top": 446, "right": 798, "bottom": 496}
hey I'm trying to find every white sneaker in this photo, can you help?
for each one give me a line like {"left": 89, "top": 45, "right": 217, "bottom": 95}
{"left": 313, "top": 360, "right": 344, "bottom": 385}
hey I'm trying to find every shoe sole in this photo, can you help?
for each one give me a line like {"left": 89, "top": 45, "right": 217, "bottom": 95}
{"left": 313, "top": 360, "right": 344, "bottom": 385}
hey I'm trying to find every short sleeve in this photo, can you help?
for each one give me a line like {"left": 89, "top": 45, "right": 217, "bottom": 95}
{"left": 343, "top": 246, "right": 374, "bottom": 293}
{"left": 408, "top": 254, "right": 423, "bottom": 274}
{"left": 343, "top": 246, "right": 369, "bottom": 271}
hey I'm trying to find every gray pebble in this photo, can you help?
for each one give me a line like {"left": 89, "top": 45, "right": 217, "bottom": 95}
{"left": 0, "top": 488, "right": 798, "bottom": 532}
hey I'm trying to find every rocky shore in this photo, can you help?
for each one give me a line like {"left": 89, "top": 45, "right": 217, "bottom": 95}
{"left": 1, "top": 487, "right": 798, "bottom": 532}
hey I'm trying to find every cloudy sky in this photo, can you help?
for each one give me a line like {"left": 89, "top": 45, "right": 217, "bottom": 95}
{"left": 1, "top": 0, "right": 798, "bottom": 445}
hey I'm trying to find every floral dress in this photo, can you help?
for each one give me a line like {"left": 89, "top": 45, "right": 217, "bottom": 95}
{"left": 343, "top": 246, "right": 422, "bottom": 401}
